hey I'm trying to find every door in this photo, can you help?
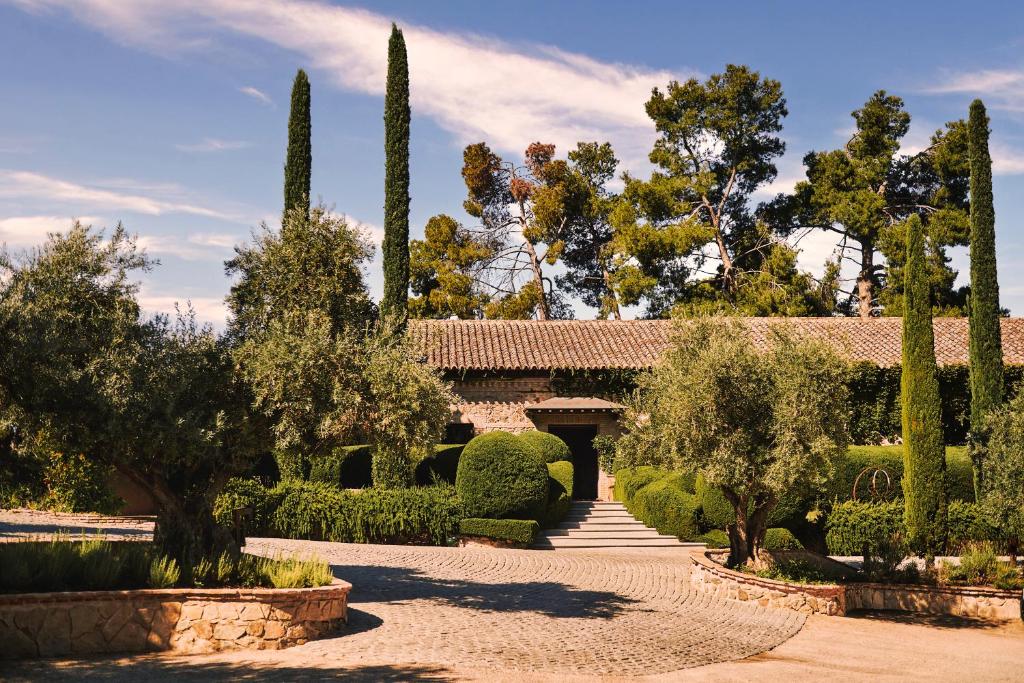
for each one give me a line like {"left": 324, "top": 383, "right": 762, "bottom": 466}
{"left": 547, "top": 425, "right": 599, "bottom": 500}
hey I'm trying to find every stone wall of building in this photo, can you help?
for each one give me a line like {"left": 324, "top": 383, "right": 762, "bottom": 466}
{"left": 0, "top": 581, "right": 351, "bottom": 659}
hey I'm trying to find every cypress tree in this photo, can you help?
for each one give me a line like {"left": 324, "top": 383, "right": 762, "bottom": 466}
{"left": 284, "top": 69, "right": 312, "bottom": 219}
{"left": 967, "top": 98, "right": 1003, "bottom": 498}
{"left": 382, "top": 23, "right": 411, "bottom": 320}
{"left": 901, "top": 213, "right": 947, "bottom": 555}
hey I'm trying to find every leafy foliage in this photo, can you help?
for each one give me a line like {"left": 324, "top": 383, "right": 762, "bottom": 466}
{"left": 763, "top": 527, "right": 803, "bottom": 550}
{"left": 618, "top": 317, "right": 849, "bottom": 566}
{"left": 901, "top": 214, "right": 948, "bottom": 554}
{"left": 982, "top": 393, "right": 1024, "bottom": 542}
{"left": 455, "top": 431, "right": 549, "bottom": 520}
{"left": 542, "top": 460, "right": 573, "bottom": 527}
{"left": 518, "top": 430, "right": 571, "bottom": 464}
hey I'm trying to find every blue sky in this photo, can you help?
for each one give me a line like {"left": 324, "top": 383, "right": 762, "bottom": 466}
{"left": 1, "top": 0, "right": 1023, "bottom": 324}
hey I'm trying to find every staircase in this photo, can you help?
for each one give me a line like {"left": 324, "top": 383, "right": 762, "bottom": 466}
{"left": 532, "top": 501, "right": 705, "bottom": 550}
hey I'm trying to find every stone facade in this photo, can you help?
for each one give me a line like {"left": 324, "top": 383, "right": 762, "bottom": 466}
{"left": 689, "top": 550, "right": 1023, "bottom": 621}
{"left": 0, "top": 581, "right": 351, "bottom": 659}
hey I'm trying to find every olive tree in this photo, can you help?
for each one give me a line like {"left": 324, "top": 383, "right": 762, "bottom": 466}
{"left": 620, "top": 316, "right": 849, "bottom": 566}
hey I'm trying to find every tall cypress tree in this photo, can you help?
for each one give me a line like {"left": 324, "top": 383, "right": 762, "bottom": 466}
{"left": 284, "top": 69, "right": 312, "bottom": 219}
{"left": 382, "top": 23, "right": 411, "bottom": 320}
{"left": 967, "top": 98, "right": 1003, "bottom": 498}
{"left": 901, "top": 213, "right": 947, "bottom": 555}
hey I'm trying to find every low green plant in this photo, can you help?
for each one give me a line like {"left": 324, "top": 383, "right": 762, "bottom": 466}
{"left": 458, "top": 518, "right": 539, "bottom": 545}
{"left": 764, "top": 527, "right": 803, "bottom": 550}
{"left": 148, "top": 555, "right": 181, "bottom": 588}
{"left": 542, "top": 461, "right": 573, "bottom": 528}
{"left": 825, "top": 499, "right": 904, "bottom": 555}
{"left": 751, "top": 559, "right": 832, "bottom": 584}
{"left": 936, "top": 542, "right": 1023, "bottom": 589}
{"left": 630, "top": 476, "right": 700, "bottom": 540}
{"left": 261, "top": 555, "right": 334, "bottom": 589}
{"left": 697, "top": 529, "right": 730, "bottom": 548}
{"left": 861, "top": 533, "right": 917, "bottom": 584}
{"left": 613, "top": 466, "right": 664, "bottom": 503}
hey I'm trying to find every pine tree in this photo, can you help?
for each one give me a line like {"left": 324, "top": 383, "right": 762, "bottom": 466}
{"left": 284, "top": 69, "right": 312, "bottom": 219}
{"left": 382, "top": 24, "right": 411, "bottom": 319}
{"left": 967, "top": 98, "right": 1003, "bottom": 498}
{"left": 901, "top": 213, "right": 947, "bottom": 555}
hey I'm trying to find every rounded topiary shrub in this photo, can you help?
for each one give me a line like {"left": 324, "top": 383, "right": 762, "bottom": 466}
{"left": 456, "top": 431, "right": 549, "bottom": 521}
{"left": 518, "top": 430, "right": 571, "bottom": 464}
{"left": 764, "top": 527, "right": 803, "bottom": 550}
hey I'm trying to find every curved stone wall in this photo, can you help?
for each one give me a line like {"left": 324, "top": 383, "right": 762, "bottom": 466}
{"left": 0, "top": 580, "right": 351, "bottom": 659}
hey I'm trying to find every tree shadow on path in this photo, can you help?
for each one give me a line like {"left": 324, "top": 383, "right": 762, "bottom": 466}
{"left": 332, "top": 563, "right": 637, "bottom": 619}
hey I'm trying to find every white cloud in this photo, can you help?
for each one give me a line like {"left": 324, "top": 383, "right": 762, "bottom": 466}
{"left": 175, "top": 138, "right": 251, "bottom": 153}
{"left": 239, "top": 85, "right": 273, "bottom": 105}
{"left": 0, "top": 214, "right": 98, "bottom": 247}
{"left": 924, "top": 69, "right": 1024, "bottom": 111}
{"left": 992, "top": 143, "right": 1024, "bottom": 175}
{"left": 11, "top": 0, "right": 691, "bottom": 165}
{"left": 138, "top": 293, "right": 228, "bottom": 327}
{"left": 0, "top": 169, "right": 239, "bottom": 220}
{"left": 137, "top": 232, "right": 240, "bottom": 260}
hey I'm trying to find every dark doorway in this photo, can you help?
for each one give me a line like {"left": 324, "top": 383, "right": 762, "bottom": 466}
{"left": 547, "top": 425, "right": 599, "bottom": 500}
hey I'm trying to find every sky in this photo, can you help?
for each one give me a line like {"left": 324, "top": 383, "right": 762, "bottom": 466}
{"left": 1, "top": 0, "right": 1023, "bottom": 325}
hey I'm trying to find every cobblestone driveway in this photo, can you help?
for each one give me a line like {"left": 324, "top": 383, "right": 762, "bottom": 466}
{"left": 246, "top": 539, "right": 805, "bottom": 676}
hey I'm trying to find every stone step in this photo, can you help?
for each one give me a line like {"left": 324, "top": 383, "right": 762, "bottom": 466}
{"left": 533, "top": 537, "right": 693, "bottom": 548}
{"left": 544, "top": 529, "right": 670, "bottom": 538}
{"left": 566, "top": 508, "right": 632, "bottom": 515}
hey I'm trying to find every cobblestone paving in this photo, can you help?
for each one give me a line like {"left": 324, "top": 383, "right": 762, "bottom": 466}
{"left": 0, "top": 508, "right": 154, "bottom": 542}
{"left": 246, "top": 539, "right": 806, "bottom": 676}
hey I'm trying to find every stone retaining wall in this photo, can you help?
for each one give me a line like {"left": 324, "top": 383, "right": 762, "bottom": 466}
{"left": 689, "top": 550, "right": 1022, "bottom": 621}
{"left": 0, "top": 580, "right": 351, "bottom": 659}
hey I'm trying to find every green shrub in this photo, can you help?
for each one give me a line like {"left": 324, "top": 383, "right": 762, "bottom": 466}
{"left": 518, "top": 430, "right": 571, "bottom": 464}
{"left": 148, "top": 556, "right": 181, "bottom": 588}
{"left": 309, "top": 445, "right": 373, "bottom": 489}
{"left": 543, "top": 461, "right": 574, "bottom": 527}
{"left": 458, "top": 518, "right": 539, "bottom": 545}
{"left": 41, "top": 451, "right": 122, "bottom": 514}
{"left": 594, "top": 434, "right": 617, "bottom": 474}
{"left": 414, "top": 444, "right": 465, "bottom": 485}
{"left": 455, "top": 431, "right": 548, "bottom": 521}
{"left": 947, "top": 501, "right": 1002, "bottom": 551}
{"left": 764, "top": 527, "right": 803, "bottom": 550}
{"left": 0, "top": 538, "right": 156, "bottom": 593}
{"left": 697, "top": 529, "right": 730, "bottom": 548}
{"left": 274, "top": 446, "right": 309, "bottom": 481}
{"left": 826, "top": 445, "right": 974, "bottom": 503}
{"left": 695, "top": 474, "right": 735, "bottom": 530}
{"left": 631, "top": 477, "right": 700, "bottom": 540}
{"left": 214, "top": 478, "right": 277, "bottom": 533}
{"left": 270, "top": 480, "right": 460, "bottom": 545}
{"left": 613, "top": 466, "right": 664, "bottom": 503}
{"left": 825, "top": 499, "right": 904, "bottom": 555}
{"left": 262, "top": 555, "right": 334, "bottom": 589}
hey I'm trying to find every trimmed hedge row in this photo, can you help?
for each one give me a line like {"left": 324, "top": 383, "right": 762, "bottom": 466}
{"left": 825, "top": 499, "right": 1005, "bottom": 555}
{"left": 630, "top": 474, "right": 700, "bottom": 540}
{"left": 415, "top": 444, "right": 465, "bottom": 486}
{"left": 306, "top": 444, "right": 466, "bottom": 489}
{"left": 459, "top": 518, "right": 540, "bottom": 545}
{"left": 543, "top": 460, "right": 574, "bottom": 528}
{"left": 828, "top": 445, "right": 974, "bottom": 503}
{"left": 215, "top": 479, "right": 460, "bottom": 545}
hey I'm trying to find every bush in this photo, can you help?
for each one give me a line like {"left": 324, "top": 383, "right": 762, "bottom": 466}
{"left": 32, "top": 451, "right": 121, "bottom": 514}
{"left": 613, "top": 466, "right": 664, "bottom": 503}
{"left": 518, "top": 430, "right": 571, "bottom": 464}
{"left": 459, "top": 518, "right": 540, "bottom": 545}
{"left": 309, "top": 445, "right": 373, "bottom": 489}
{"left": 271, "top": 480, "right": 460, "bottom": 545}
{"left": 695, "top": 474, "right": 734, "bottom": 530}
{"left": 947, "top": 501, "right": 1003, "bottom": 551}
{"left": 543, "top": 461, "right": 574, "bottom": 527}
{"left": 455, "top": 431, "right": 548, "bottom": 521}
{"left": 631, "top": 477, "right": 701, "bottom": 540}
{"left": 0, "top": 538, "right": 158, "bottom": 593}
{"left": 214, "top": 478, "right": 278, "bottom": 534}
{"left": 825, "top": 499, "right": 904, "bottom": 555}
{"left": 764, "top": 527, "right": 803, "bottom": 550}
{"left": 826, "top": 445, "right": 974, "bottom": 503}
{"left": 697, "top": 529, "right": 730, "bottom": 548}
{"left": 414, "top": 444, "right": 465, "bottom": 485}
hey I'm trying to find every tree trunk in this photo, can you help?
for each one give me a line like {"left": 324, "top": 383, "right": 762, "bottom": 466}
{"left": 857, "top": 239, "right": 874, "bottom": 318}
{"left": 724, "top": 489, "right": 775, "bottom": 568}
{"left": 522, "top": 239, "right": 550, "bottom": 320}
{"left": 603, "top": 267, "right": 622, "bottom": 320}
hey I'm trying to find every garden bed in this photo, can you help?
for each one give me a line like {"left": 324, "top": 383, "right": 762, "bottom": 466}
{"left": 0, "top": 580, "right": 351, "bottom": 659}
{"left": 689, "top": 550, "right": 1022, "bottom": 621}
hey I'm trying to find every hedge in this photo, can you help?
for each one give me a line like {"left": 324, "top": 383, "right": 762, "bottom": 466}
{"left": 308, "top": 445, "right": 373, "bottom": 489}
{"left": 543, "top": 461, "right": 574, "bottom": 528}
{"left": 630, "top": 475, "right": 700, "bottom": 540}
{"left": 263, "top": 480, "right": 460, "bottom": 545}
{"left": 826, "top": 445, "right": 974, "bottom": 504}
{"left": 764, "top": 527, "right": 803, "bottom": 550}
{"left": 414, "top": 444, "right": 465, "bottom": 485}
{"left": 518, "top": 430, "right": 572, "bottom": 464}
{"left": 455, "top": 431, "right": 548, "bottom": 521}
{"left": 613, "top": 466, "right": 665, "bottom": 503}
{"left": 458, "top": 518, "right": 540, "bottom": 545}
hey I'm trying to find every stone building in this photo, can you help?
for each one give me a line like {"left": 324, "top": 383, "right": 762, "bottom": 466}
{"left": 411, "top": 317, "right": 1024, "bottom": 501}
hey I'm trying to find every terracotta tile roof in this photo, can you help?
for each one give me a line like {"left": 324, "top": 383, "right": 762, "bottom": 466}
{"left": 524, "top": 397, "right": 625, "bottom": 412}
{"left": 410, "top": 318, "right": 1024, "bottom": 371}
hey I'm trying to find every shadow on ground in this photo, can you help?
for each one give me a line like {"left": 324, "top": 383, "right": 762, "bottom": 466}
{"left": 0, "top": 659, "right": 454, "bottom": 682}
{"left": 848, "top": 609, "right": 1024, "bottom": 632}
{"left": 332, "top": 563, "right": 637, "bottom": 619}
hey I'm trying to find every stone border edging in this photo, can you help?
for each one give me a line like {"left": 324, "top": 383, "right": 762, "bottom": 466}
{"left": 0, "top": 579, "right": 351, "bottom": 658}
{"left": 689, "top": 550, "right": 1022, "bottom": 621}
